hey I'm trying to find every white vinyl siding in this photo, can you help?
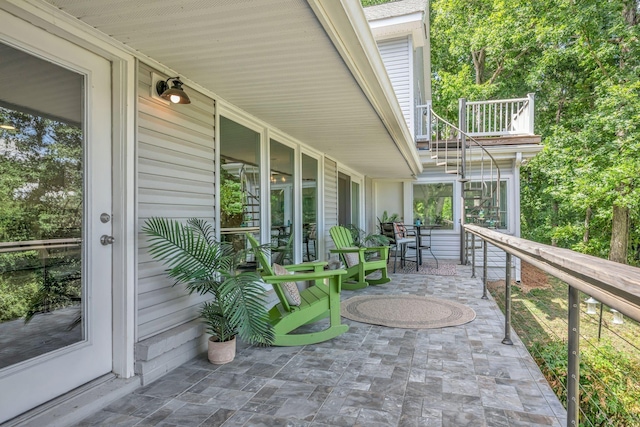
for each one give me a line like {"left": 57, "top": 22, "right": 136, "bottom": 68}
{"left": 378, "top": 37, "right": 412, "bottom": 133}
{"left": 414, "top": 160, "right": 519, "bottom": 279}
{"left": 324, "top": 158, "right": 338, "bottom": 254}
{"left": 137, "top": 63, "right": 216, "bottom": 340}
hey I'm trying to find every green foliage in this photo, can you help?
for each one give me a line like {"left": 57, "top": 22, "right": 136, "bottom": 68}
{"left": 344, "top": 224, "right": 390, "bottom": 248}
{"left": 378, "top": 211, "right": 401, "bottom": 224}
{"left": 1, "top": 107, "right": 84, "bottom": 322}
{"left": 430, "top": 0, "right": 640, "bottom": 264}
{"left": 24, "top": 265, "right": 81, "bottom": 323}
{"left": 143, "top": 217, "right": 274, "bottom": 345}
{"left": 414, "top": 183, "right": 454, "bottom": 228}
{"left": 0, "top": 251, "right": 80, "bottom": 324}
{"left": 0, "top": 108, "right": 82, "bottom": 242}
{"left": 0, "top": 277, "right": 39, "bottom": 322}
{"left": 532, "top": 339, "right": 640, "bottom": 425}
{"left": 219, "top": 168, "right": 244, "bottom": 227}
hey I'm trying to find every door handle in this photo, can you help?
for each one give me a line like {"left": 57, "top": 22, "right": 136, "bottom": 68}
{"left": 100, "top": 235, "right": 115, "bottom": 245}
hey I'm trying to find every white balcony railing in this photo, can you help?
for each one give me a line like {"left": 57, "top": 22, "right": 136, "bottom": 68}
{"left": 465, "top": 93, "right": 535, "bottom": 137}
{"left": 415, "top": 94, "right": 535, "bottom": 142}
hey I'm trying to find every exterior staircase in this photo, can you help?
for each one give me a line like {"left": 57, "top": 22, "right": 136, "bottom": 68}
{"left": 239, "top": 164, "right": 261, "bottom": 228}
{"left": 416, "top": 95, "right": 535, "bottom": 263}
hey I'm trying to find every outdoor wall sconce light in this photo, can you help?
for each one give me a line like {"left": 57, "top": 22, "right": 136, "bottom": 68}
{"left": 156, "top": 77, "right": 191, "bottom": 104}
{"left": 611, "top": 309, "right": 624, "bottom": 325}
{"left": 585, "top": 297, "right": 599, "bottom": 315}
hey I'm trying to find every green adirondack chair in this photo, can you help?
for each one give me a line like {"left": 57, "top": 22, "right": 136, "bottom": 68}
{"left": 246, "top": 234, "right": 349, "bottom": 346}
{"left": 329, "top": 225, "right": 391, "bottom": 290}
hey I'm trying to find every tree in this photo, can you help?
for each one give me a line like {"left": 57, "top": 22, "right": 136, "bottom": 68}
{"left": 0, "top": 107, "right": 83, "bottom": 321}
{"left": 430, "top": 0, "right": 640, "bottom": 265}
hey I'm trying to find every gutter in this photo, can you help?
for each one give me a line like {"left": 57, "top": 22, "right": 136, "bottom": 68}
{"left": 307, "top": 0, "right": 423, "bottom": 178}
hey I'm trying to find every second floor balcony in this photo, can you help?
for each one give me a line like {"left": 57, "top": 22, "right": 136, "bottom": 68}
{"left": 415, "top": 94, "right": 541, "bottom": 151}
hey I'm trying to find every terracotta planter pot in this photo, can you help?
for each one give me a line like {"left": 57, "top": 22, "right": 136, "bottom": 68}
{"left": 208, "top": 336, "right": 236, "bottom": 364}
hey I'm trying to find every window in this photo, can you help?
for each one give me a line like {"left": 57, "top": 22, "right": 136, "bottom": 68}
{"left": 269, "top": 139, "right": 294, "bottom": 265}
{"left": 302, "top": 154, "right": 318, "bottom": 261}
{"left": 219, "top": 116, "right": 261, "bottom": 250}
{"left": 0, "top": 42, "right": 85, "bottom": 367}
{"left": 413, "top": 183, "right": 454, "bottom": 229}
{"left": 464, "top": 181, "right": 507, "bottom": 229}
{"left": 351, "top": 181, "right": 360, "bottom": 229}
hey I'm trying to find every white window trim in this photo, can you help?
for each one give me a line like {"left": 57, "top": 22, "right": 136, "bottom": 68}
{"left": 301, "top": 150, "right": 324, "bottom": 263}
{"left": 405, "top": 179, "right": 460, "bottom": 234}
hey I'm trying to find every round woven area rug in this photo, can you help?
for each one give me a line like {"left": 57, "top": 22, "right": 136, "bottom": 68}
{"left": 341, "top": 295, "right": 476, "bottom": 329}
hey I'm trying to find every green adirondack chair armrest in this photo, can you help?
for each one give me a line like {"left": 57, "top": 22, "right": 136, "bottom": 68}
{"left": 283, "top": 261, "right": 327, "bottom": 272}
{"left": 363, "top": 246, "right": 390, "bottom": 260}
{"left": 329, "top": 247, "right": 366, "bottom": 253}
{"left": 261, "top": 269, "right": 346, "bottom": 284}
{"left": 330, "top": 246, "right": 389, "bottom": 261}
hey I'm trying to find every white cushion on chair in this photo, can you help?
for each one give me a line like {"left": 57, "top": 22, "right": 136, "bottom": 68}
{"left": 272, "top": 263, "right": 301, "bottom": 306}
{"left": 343, "top": 248, "right": 360, "bottom": 267}
{"left": 397, "top": 237, "right": 414, "bottom": 245}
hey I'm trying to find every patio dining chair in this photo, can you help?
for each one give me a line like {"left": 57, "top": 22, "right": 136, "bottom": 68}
{"left": 303, "top": 223, "right": 317, "bottom": 261}
{"left": 384, "top": 222, "right": 417, "bottom": 273}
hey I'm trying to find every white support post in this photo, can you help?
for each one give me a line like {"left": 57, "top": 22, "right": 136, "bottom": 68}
{"left": 527, "top": 93, "right": 535, "bottom": 135}
{"left": 427, "top": 100, "right": 432, "bottom": 143}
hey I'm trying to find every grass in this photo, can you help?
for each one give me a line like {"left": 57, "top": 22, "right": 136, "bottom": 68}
{"left": 488, "top": 278, "right": 640, "bottom": 356}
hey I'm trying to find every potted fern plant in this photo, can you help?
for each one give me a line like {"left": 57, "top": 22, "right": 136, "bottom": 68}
{"left": 143, "top": 217, "right": 273, "bottom": 364}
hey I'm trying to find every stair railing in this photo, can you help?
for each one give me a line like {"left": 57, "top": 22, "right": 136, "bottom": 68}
{"left": 427, "top": 104, "right": 502, "bottom": 263}
{"left": 427, "top": 107, "right": 501, "bottom": 201}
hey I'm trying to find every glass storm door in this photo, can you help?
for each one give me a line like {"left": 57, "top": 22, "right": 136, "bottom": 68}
{"left": 0, "top": 12, "right": 112, "bottom": 422}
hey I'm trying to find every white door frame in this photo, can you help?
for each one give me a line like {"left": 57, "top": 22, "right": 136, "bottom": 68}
{"left": 0, "top": 13, "right": 111, "bottom": 421}
{"left": 0, "top": 0, "right": 137, "bottom": 407}
{"left": 6, "top": 1, "right": 138, "bottom": 379}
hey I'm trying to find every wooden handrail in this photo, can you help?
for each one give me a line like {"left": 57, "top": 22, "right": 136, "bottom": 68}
{"left": 464, "top": 224, "right": 640, "bottom": 323}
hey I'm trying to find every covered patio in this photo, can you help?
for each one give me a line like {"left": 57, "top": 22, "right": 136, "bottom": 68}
{"left": 73, "top": 265, "right": 566, "bottom": 427}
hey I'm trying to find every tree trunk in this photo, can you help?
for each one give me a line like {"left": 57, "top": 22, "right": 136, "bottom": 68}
{"left": 609, "top": 204, "right": 629, "bottom": 264}
{"left": 623, "top": 0, "right": 638, "bottom": 26}
{"left": 471, "top": 48, "right": 486, "bottom": 84}
{"left": 583, "top": 207, "right": 591, "bottom": 244}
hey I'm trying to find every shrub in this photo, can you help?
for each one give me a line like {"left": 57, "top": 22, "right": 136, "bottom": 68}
{"left": 0, "top": 278, "right": 39, "bottom": 321}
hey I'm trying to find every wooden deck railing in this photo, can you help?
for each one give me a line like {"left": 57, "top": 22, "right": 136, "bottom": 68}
{"left": 464, "top": 224, "right": 640, "bottom": 426}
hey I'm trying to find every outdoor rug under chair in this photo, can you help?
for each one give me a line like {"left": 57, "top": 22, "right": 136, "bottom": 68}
{"left": 340, "top": 295, "right": 476, "bottom": 329}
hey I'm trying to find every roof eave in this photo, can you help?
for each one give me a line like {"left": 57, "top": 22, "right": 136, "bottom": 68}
{"left": 307, "top": 0, "right": 423, "bottom": 178}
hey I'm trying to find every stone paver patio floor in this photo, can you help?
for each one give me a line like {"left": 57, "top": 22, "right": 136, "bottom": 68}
{"left": 74, "top": 264, "right": 566, "bottom": 427}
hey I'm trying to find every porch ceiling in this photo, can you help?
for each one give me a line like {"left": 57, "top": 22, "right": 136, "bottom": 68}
{"left": 45, "top": 0, "right": 421, "bottom": 179}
